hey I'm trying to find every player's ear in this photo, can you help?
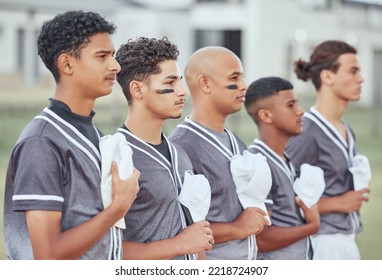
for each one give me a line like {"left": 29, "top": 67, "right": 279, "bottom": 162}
{"left": 320, "top": 69, "right": 334, "bottom": 86}
{"left": 198, "top": 74, "right": 211, "bottom": 94}
{"left": 57, "top": 53, "right": 73, "bottom": 76}
{"left": 258, "top": 109, "right": 272, "bottom": 124}
{"left": 130, "top": 81, "right": 143, "bottom": 99}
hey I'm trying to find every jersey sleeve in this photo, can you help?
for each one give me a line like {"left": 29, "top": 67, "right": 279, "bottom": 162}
{"left": 10, "top": 135, "right": 66, "bottom": 212}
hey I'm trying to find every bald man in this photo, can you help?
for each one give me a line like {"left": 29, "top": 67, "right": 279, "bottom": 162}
{"left": 169, "top": 46, "right": 269, "bottom": 260}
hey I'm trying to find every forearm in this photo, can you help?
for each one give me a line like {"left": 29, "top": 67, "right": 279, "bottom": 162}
{"left": 318, "top": 196, "right": 344, "bottom": 215}
{"left": 318, "top": 189, "right": 369, "bottom": 214}
{"left": 122, "top": 221, "right": 213, "bottom": 259}
{"left": 256, "top": 224, "right": 317, "bottom": 252}
{"left": 27, "top": 205, "right": 125, "bottom": 259}
{"left": 209, "top": 222, "right": 243, "bottom": 244}
{"left": 122, "top": 239, "right": 182, "bottom": 260}
{"left": 57, "top": 207, "right": 125, "bottom": 258}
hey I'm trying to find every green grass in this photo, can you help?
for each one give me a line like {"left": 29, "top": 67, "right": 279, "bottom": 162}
{"left": 0, "top": 89, "right": 381, "bottom": 260}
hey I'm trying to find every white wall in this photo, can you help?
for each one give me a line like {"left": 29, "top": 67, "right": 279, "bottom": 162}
{"left": 0, "top": 10, "right": 26, "bottom": 73}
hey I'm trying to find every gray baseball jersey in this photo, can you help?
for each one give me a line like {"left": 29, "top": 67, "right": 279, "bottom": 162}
{"left": 169, "top": 117, "right": 257, "bottom": 260}
{"left": 4, "top": 106, "right": 116, "bottom": 259}
{"left": 249, "top": 139, "right": 311, "bottom": 260}
{"left": 286, "top": 107, "right": 362, "bottom": 235}
{"left": 117, "top": 128, "right": 193, "bottom": 260}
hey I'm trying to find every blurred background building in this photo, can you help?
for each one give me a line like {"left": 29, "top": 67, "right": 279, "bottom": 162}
{"left": 0, "top": 0, "right": 382, "bottom": 106}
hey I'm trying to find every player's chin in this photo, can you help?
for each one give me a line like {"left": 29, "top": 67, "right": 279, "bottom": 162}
{"left": 293, "top": 126, "right": 303, "bottom": 135}
{"left": 97, "top": 90, "right": 112, "bottom": 98}
{"left": 231, "top": 103, "right": 243, "bottom": 113}
{"left": 350, "top": 90, "right": 362, "bottom": 100}
{"left": 99, "top": 86, "right": 113, "bottom": 96}
{"left": 351, "top": 95, "right": 361, "bottom": 102}
{"left": 170, "top": 112, "right": 183, "bottom": 119}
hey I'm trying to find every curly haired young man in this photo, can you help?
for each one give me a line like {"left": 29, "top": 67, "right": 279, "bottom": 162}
{"left": 4, "top": 10, "right": 140, "bottom": 260}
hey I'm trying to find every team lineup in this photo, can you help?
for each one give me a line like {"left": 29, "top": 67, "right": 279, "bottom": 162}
{"left": 3, "top": 10, "right": 371, "bottom": 260}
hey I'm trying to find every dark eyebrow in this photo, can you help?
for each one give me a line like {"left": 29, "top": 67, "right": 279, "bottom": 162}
{"left": 164, "top": 75, "right": 183, "bottom": 80}
{"left": 228, "top": 71, "right": 243, "bottom": 77}
{"left": 95, "top": 50, "right": 115, "bottom": 55}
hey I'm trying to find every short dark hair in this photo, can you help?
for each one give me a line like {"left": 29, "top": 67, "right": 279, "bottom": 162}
{"left": 245, "top": 76, "right": 293, "bottom": 108}
{"left": 115, "top": 37, "right": 179, "bottom": 103}
{"left": 245, "top": 77, "right": 293, "bottom": 125}
{"left": 294, "top": 40, "right": 357, "bottom": 90}
{"left": 37, "top": 10, "right": 116, "bottom": 82}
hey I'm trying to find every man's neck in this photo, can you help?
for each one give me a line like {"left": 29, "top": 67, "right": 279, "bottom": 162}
{"left": 315, "top": 89, "right": 348, "bottom": 124}
{"left": 124, "top": 108, "right": 164, "bottom": 145}
{"left": 54, "top": 88, "right": 95, "bottom": 117}
{"left": 258, "top": 129, "right": 289, "bottom": 160}
{"left": 190, "top": 109, "right": 226, "bottom": 133}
